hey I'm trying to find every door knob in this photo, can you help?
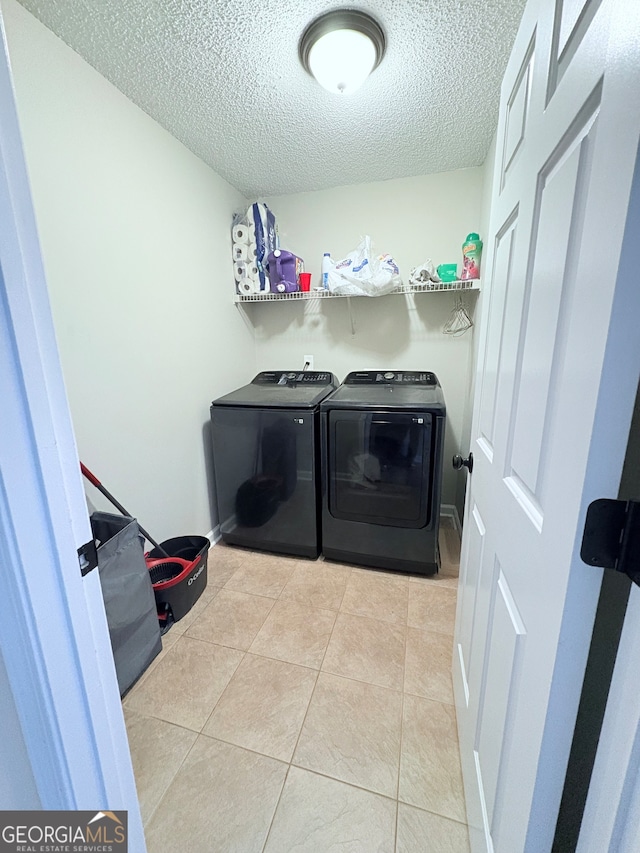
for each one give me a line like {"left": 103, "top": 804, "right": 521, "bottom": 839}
{"left": 452, "top": 452, "right": 473, "bottom": 474}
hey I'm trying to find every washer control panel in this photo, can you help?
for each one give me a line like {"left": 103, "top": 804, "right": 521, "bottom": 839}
{"left": 344, "top": 371, "right": 438, "bottom": 386}
{"left": 254, "top": 371, "right": 333, "bottom": 385}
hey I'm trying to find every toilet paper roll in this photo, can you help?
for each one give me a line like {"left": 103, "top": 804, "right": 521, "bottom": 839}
{"left": 233, "top": 242, "right": 248, "bottom": 262}
{"left": 232, "top": 224, "right": 251, "bottom": 244}
{"left": 238, "top": 277, "right": 259, "bottom": 295}
{"left": 248, "top": 263, "right": 260, "bottom": 279}
{"left": 234, "top": 262, "right": 247, "bottom": 282}
{"left": 247, "top": 241, "right": 258, "bottom": 259}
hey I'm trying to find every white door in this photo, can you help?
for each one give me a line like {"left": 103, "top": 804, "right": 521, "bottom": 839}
{"left": 453, "top": 0, "right": 640, "bottom": 850}
{"left": 0, "top": 8, "right": 145, "bottom": 848}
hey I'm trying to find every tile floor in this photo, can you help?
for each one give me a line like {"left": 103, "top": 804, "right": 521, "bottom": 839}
{"left": 123, "top": 520, "right": 469, "bottom": 852}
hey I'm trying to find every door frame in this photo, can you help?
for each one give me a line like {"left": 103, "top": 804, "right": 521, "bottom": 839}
{"left": 0, "top": 11, "right": 144, "bottom": 848}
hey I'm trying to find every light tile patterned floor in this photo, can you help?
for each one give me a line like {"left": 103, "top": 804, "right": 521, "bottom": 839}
{"left": 124, "top": 519, "right": 469, "bottom": 852}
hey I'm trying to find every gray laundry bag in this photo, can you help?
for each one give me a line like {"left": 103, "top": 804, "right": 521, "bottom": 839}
{"left": 91, "top": 511, "right": 162, "bottom": 696}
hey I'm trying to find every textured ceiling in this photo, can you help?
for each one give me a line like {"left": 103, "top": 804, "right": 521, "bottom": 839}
{"left": 17, "top": 0, "right": 526, "bottom": 197}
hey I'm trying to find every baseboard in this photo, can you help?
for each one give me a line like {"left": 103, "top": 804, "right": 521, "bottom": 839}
{"left": 206, "top": 525, "right": 221, "bottom": 546}
{"left": 441, "top": 504, "right": 462, "bottom": 536}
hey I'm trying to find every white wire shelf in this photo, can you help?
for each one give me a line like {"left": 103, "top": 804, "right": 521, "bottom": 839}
{"left": 234, "top": 279, "right": 480, "bottom": 303}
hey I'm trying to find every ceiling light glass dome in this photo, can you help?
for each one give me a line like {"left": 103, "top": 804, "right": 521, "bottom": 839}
{"left": 299, "top": 10, "right": 386, "bottom": 95}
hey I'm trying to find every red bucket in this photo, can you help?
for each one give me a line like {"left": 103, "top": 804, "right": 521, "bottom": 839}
{"left": 145, "top": 536, "right": 209, "bottom": 624}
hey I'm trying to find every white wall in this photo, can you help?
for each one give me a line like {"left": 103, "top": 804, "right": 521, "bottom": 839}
{"left": 3, "top": 0, "right": 253, "bottom": 540}
{"left": 262, "top": 169, "right": 484, "bottom": 509}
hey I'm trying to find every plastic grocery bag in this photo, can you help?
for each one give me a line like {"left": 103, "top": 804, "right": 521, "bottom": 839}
{"left": 327, "top": 236, "right": 402, "bottom": 296}
{"left": 409, "top": 258, "right": 440, "bottom": 286}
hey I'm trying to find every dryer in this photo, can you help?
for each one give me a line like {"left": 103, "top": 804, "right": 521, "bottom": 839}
{"left": 211, "top": 371, "right": 337, "bottom": 558}
{"left": 320, "top": 370, "right": 446, "bottom": 575}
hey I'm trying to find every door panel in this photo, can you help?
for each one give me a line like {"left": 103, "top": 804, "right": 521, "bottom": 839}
{"left": 477, "top": 212, "right": 519, "bottom": 461}
{"left": 457, "top": 503, "right": 487, "bottom": 705}
{"left": 461, "top": 507, "right": 500, "bottom": 732}
{"left": 476, "top": 568, "right": 527, "bottom": 835}
{"left": 508, "top": 102, "right": 599, "bottom": 506}
{"left": 501, "top": 37, "right": 535, "bottom": 190}
{"left": 550, "top": 0, "right": 604, "bottom": 100}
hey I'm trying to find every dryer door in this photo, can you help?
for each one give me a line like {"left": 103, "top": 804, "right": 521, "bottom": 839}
{"left": 328, "top": 409, "right": 433, "bottom": 528}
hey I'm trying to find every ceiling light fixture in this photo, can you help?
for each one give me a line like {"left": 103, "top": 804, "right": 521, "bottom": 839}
{"left": 299, "top": 10, "right": 386, "bottom": 95}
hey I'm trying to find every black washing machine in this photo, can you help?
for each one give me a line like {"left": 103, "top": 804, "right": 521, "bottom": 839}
{"left": 320, "top": 370, "right": 446, "bottom": 575}
{"left": 210, "top": 371, "right": 337, "bottom": 558}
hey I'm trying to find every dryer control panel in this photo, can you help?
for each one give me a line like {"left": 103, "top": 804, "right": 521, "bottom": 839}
{"left": 344, "top": 371, "right": 438, "bottom": 386}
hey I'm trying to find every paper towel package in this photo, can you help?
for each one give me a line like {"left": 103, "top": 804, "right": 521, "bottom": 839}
{"left": 231, "top": 203, "right": 277, "bottom": 294}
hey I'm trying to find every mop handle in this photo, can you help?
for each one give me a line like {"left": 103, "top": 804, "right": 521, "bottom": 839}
{"left": 80, "top": 462, "right": 168, "bottom": 556}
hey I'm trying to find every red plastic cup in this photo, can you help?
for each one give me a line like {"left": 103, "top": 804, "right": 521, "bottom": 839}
{"left": 299, "top": 272, "right": 312, "bottom": 292}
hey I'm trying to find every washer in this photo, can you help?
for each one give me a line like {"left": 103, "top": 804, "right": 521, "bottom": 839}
{"left": 210, "top": 371, "right": 337, "bottom": 558}
{"left": 320, "top": 370, "right": 446, "bottom": 575}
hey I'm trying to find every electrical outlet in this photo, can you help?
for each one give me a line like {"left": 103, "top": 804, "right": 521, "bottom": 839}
{"left": 304, "top": 354, "right": 314, "bottom": 371}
